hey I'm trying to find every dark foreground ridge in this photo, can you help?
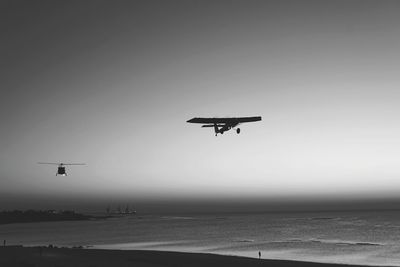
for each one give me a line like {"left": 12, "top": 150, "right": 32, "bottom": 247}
{"left": 0, "top": 210, "right": 108, "bottom": 224}
{"left": 0, "top": 246, "right": 377, "bottom": 267}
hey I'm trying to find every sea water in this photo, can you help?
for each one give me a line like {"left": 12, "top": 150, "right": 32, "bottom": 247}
{"left": 1, "top": 210, "right": 400, "bottom": 265}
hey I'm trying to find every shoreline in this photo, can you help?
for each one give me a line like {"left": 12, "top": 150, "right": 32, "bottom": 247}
{"left": 0, "top": 246, "right": 389, "bottom": 267}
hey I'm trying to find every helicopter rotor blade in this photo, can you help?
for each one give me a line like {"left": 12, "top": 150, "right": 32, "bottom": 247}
{"left": 61, "top": 163, "right": 86, "bottom": 165}
{"left": 38, "top": 162, "right": 60, "bottom": 165}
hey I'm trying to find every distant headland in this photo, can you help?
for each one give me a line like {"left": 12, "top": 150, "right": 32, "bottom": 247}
{"left": 0, "top": 210, "right": 109, "bottom": 225}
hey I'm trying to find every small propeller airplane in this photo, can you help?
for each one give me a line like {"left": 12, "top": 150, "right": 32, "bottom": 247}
{"left": 38, "top": 162, "right": 86, "bottom": 176}
{"left": 187, "top": 116, "right": 262, "bottom": 136}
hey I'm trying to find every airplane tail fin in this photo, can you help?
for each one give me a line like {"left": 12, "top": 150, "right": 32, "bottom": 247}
{"left": 213, "top": 123, "right": 219, "bottom": 135}
{"left": 201, "top": 124, "right": 222, "bottom": 135}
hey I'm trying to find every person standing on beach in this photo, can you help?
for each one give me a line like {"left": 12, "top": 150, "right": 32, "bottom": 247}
{"left": 3, "top": 240, "right": 5, "bottom": 246}
{"left": 258, "top": 251, "right": 261, "bottom": 259}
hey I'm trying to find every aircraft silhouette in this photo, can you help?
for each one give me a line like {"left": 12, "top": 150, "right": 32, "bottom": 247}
{"left": 187, "top": 116, "right": 262, "bottom": 136}
{"left": 38, "top": 162, "right": 86, "bottom": 176}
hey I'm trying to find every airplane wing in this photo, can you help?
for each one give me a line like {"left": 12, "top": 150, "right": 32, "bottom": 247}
{"left": 187, "top": 116, "right": 261, "bottom": 124}
{"left": 38, "top": 162, "right": 86, "bottom": 165}
{"left": 235, "top": 116, "right": 262, "bottom": 123}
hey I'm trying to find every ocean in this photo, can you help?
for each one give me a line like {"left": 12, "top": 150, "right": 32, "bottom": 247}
{"left": 1, "top": 210, "right": 400, "bottom": 265}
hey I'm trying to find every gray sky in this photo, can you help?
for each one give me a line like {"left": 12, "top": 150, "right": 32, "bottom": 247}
{"left": 2, "top": 0, "right": 400, "bottom": 211}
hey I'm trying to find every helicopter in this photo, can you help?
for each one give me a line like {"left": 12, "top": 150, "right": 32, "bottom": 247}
{"left": 38, "top": 162, "right": 86, "bottom": 176}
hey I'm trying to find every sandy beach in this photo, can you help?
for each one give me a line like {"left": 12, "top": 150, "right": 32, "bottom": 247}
{"left": 0, "top": 246, "right": 373, "bottom": 267}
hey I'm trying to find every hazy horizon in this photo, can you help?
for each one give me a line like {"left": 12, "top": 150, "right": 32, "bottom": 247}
{"left": 3, "top": 191, "right": 400, "bottom": 213}
{"left": 2, "top": 1, "right": 400, "bottom": 212}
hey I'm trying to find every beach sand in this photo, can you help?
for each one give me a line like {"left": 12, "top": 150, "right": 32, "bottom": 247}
{"left": 0, "top": 246, "right": 372, "bottom": 267}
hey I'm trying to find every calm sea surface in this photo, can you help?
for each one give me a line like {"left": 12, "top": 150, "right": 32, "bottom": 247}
{"left": 1, "top": 210, "right": 400, "bottom": 265}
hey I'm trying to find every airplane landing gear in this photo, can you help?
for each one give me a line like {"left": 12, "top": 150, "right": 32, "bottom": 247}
{"left": 236, "top": 128, "right": 240, "bottom": 134}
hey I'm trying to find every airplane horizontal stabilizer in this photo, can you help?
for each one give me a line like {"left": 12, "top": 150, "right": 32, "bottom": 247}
{"left": 201, "top": 124, "right": 224, "bottom": 128}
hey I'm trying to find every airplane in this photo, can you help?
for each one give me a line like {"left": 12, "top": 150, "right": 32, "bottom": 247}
{"left": 187, "top": 116, "right": 262, "bottom": 136}
{"left": 38, "top": 162, "right": 86, "bottom": 176}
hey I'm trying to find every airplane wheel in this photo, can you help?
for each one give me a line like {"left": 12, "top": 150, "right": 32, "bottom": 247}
{"left": 236, "top": 128, "right": 240, "bottom": 134}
